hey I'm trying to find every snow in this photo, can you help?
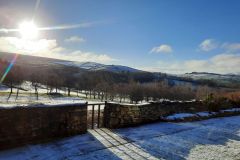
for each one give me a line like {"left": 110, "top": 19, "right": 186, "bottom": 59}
{"left": 0, "top": 93, "right": 105, "bottom": 109}
{"left": 181, "top": 72, "right": 240, "bottom": 83}
{"left": 54, "top": 61, "right": 140, "bottom": 73}
{"left": 196, "top": 111, "right": 212, "bottom": 117}
{"left": 0, "top": 116, "right": 240, "bottom": 160}
{"left": 164, "top": 113, "right": 196, "bottom": 120}
{"left": 109, "top": 101, "right": 150, "bottom": 106}
{"left": 0, "top": 83, "right": 146, "bottom": 108}
{"left": 0, "top": 82, "right": 107, "bottom": 108}
{"left": 163, "top": 108, "right": 240, "bottom": 121}
{"left": 55, "top": 61, "right": 106, "bottom": 70}
{"left": 220, "top": 108, "right": 240, "bottom": 113}
{"left": 0, "top": 81, "right": 152, "bottom": 107}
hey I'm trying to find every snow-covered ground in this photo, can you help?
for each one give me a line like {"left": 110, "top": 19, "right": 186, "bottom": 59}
{"left": 162, "top": 108, "right": 240, "bottom": 121}
{"left": 0, "top": 92, "right": 106, "bottom": 110}
{"left": 164, "top": 113, "right": 196, "bottom": 120}
{"left": 0, "top": 82, "right": 106, "bottom": 108}
{"left": 0, "top": 116, "right": 240, "bottom": 160}
{"left": 0, "top": 82, "right": 132, "bottom": 107}
{"left": 0, "top": 93, "right": 89, "bottom": 107}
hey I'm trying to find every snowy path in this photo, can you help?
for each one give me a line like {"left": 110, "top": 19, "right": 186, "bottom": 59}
{"left": 0, "top": 116, "right": 240, "bottom": 160}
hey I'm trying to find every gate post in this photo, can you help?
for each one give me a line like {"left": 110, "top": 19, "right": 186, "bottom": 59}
{"left": 97, "top": 104, "right": 100, "bottom": 128}
{"left": 92, "top": 105, "right": 94, "bottom": 129}
{"left": 85, "top": 102, "right": 88, "bottom": 129}
{"left": 103, "top": 101, "right": 108, "bottom": 128}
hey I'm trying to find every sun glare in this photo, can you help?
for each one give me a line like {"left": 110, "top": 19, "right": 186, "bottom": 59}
{"left": 19, "top": 21, "right": 39, "bottom": 39}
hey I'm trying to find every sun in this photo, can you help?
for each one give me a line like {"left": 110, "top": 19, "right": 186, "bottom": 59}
{"left": 19, "top": 21, "right": 39, "bottom": 39}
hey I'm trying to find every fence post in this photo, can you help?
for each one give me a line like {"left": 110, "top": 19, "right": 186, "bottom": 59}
{"left": 103, "top": 101, "right": 108, "bottom": 128}
{"left": 85, "top": 102, "right": 88, "bottom": 130}
{"left": 97, "top": 104, "right": 100, "bottom": 128}
{"left": 92, "top": 105, "right": 94, "bottom": 129}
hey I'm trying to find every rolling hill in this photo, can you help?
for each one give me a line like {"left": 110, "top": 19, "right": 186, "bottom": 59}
{"left": 1, "top": 52, "right": 240, "bottom": 88}
{"left": 54, "top": 61, "right": 141, "bottom": 73}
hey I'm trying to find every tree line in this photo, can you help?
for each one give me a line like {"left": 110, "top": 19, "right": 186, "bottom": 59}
{"left": 0, "top": 58, "right": 231, "bottom": 103}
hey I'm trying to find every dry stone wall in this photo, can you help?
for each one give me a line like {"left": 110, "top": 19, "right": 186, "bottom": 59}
{"left": 0, "top": 103, "right": 87, "bottom": 150}
{"left": 103, "top": 101, "right": 207, "bottom": 128}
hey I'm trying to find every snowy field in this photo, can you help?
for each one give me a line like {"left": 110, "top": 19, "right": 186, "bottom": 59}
{"left": 0, "top": 93, "right": 108, "bottom": 111}
{"left": 0, "top": 82, "right": 148, "bottom": 109}
{"left": 0, "top": 116, "right": 240, "bottom": 160}
{"left": 0, "top": 82, "right": 106, "bottom": 109}
{"left": 0, "top": 82, "right": 131, "bottom": 108}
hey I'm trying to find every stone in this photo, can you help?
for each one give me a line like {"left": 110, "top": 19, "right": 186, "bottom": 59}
{"left": 0, "top": 104, "right": 87, "bottom": 150}
{"left": 104, "top": 101, "right": 210, "bottom": 128}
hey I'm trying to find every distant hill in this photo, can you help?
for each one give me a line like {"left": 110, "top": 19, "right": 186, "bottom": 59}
{"left": 54, "top": 61, "right": 141, "bottom": 73}
{"left": 0, "top": 52, "right": 87, "bottom": 78}
{"left": 175, "top": 72, "right": 240, "bottom": 88}
{"left": 0, "top": 52, "right": 141, "bottom": 73}
{"left": 1, "top": 52, "right": 240, "bottom": 88}
{"left": 181, "top": 72, "right": 240, "bottom": 83}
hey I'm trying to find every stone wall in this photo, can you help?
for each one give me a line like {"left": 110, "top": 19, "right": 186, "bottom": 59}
{"left": 0, "top": 103, "right": 87, "bottom": 150}
{"left": 103, "top": 101, "right": 207, "bottom": 128}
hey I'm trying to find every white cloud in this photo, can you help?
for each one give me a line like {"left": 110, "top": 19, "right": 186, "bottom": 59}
{"left": 0, "top": 36, "right": 64, "bottom": 57}
{"left": 144, "top": 39, "right": 240, "bottom": 74}
{"left": 141, "top": 53, "right": 240, "bottom": 74}
{"left": 65, "top": 36, "right": 85, "bottom": 43}
{"left": 0, "top": 36, "right": 115, "bottom": 63}
{"left": 68, "top": 51, "right": 115, "bottom": 62}
{"left": 150, "top": 44, "right": 173, "bottom": 53}
{"left": 199, "top": 39, "right": 218, "bottom": 52}
{"left": 222, "top": 43, "right": 240, "bottom": 52}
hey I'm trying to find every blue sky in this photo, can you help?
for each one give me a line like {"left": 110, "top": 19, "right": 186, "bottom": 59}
{"left": 0, "top": 0, "right": 240, "bottom": 74}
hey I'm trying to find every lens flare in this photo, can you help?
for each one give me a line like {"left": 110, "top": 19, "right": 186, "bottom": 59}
{"left": 0, "top": 54, "right": 19, "bottom": 84}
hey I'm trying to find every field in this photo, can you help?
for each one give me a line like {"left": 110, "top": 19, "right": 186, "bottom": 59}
{"left": 0, "top": 82, "right": 104, "bottom": 107}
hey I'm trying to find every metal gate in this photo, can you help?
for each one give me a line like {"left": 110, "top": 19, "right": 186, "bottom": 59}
{"left": 87, "top": 102, "right": 106, "bottom": 129}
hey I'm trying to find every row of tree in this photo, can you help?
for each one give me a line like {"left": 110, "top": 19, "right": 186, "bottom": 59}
{"left": 0, "top": 58, "right": 225, "bottom": 103}
{"left": 0, "top": 59, "right": 24, "bottom": 100}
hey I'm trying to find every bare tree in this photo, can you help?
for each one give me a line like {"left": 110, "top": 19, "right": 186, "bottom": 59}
{"left": 0, "top": 61, "right": 23, "bottom": 100}
{"left": 30, "top": 73, "right": 41, "bottom": 100}
{"left": 129, "top": 82, "right": 144, "bottom": 104}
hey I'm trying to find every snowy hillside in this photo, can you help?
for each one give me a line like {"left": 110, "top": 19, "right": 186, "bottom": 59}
{"left": 176, "top": 72, "right": 240, "bottom": 86}
{"left": 1, "top": 52, "right": 240, "bottom": 88}
{"left": 55, "top": 61, "right": 141, "bottom": 73}
{"left": 182, "top": 72, "right": 240, "bottom": 81}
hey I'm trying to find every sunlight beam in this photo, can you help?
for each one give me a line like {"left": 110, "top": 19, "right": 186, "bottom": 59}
{"left": 0, "top": 22, "right": 95, "bottom": 34}
{"left": 37, "top": 22, "right": 94, "bottom": 31}
{"left": 32, "top": 0, "right": 41, "bottom": 22}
